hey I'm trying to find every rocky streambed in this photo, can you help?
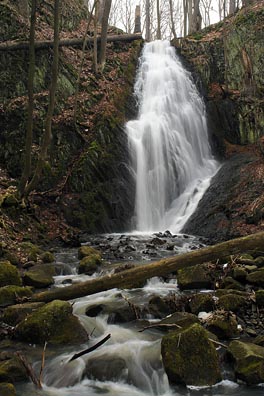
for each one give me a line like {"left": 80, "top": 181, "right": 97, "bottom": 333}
{"left": 0, "top": 232, "right": 264, "bottom": 396}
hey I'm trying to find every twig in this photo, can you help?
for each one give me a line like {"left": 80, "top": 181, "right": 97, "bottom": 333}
{"left": 208, "top": 338, "right": 227, "bottom": 349}
{"left": 39, "top": 341, "right": 47, "bottom": 386}
{"left": 68, "top": 333, "right": 111, "bottom": 362}
{"left": 122, "top": 294, "right": 140, "bottom": 319}
{"left": 138, "top": 323, "right": 182, "bottom": 332}
{"left": 16, "top": 351, "right": 42, "bottom": 389}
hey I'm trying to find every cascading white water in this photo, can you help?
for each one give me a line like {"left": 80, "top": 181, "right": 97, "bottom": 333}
{"left": 127, "top": 40, "right": 219, "bottom": 233}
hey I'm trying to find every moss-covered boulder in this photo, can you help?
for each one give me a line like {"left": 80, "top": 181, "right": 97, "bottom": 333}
{"left": 0, "top": 286, "right": 33, "bottom": 306}
{"left": 2, "top": 302, "right": 45, "bottom": 326}
{"left": 0, "top": 382, "right": 16, "bottom": 396}
{"left": 218, "top": 293, "right": 247, "bottom": 312}
{"left": 228, "top": 340, "right": 264, "bottom": 385}
{"left": 206, "top": 311, "right": 239, "bottom": 339}
{"left": 177, "top": 264, "right": 213, "bottom": 290}
{"left": 148, "top": 295, "right": 172, "bottom": 318}
{"left": 40, "top": 251, "right": 55, "bottom": 263}
{"left": 232, "top": 266, "right": 247, "bottom": 282}
{"left": 221, "top": 276, "right": 245, "bottom": 291}
{"left": 0, "top": 260, "right": 21, "bottom": 287}
{"left": 189, "top": 293, "right": 215, "bottom": 314}
{"left": 161, "top": 323, "right": 221, "bottom": 386}
{"left": 15, "top": 300, "right": 88, "bottom": 345}
{"left": 78, "top": 254, "right": 102, "bottom": 275}
{"left": 254, "top": 335, "right": 264, "bottom": 347}
{"left": 246, "top": 268, "right": 264, "bottom": 287}
{"left": 0, "top": 353, "right": 27, "bottom": 383}
{"left": 158, "top": 312, "right": 199, "bottom": 329}
{"left": 256, "top": 290, "right": 264, "bottom": 307}
{"left": 18, "top": 242, "right": 43, "bottom": 262}
{"left": 78, "top": 245, "right": 101, "bottom": 260}
{"left": 23, "top": 264, "right": 55, "bottom": 288}
{"left": 254, "top": 256, "right": 264, "bottom": 268}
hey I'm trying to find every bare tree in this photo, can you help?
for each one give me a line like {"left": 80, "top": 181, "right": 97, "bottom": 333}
{"left": 200, "top": 0, "right": 213, "bottom": 26}
{"left": 156, "top": 0, "right": 161, "bottom": 39}
{"left": 145, "top": 0, "right": 151, "bottom": 41}
{"left": 169, "top": 0, "right": 177, "bottom": 40}
{"left": 99, "top": 0, "right": 112, "bottom": 71}
{"left": 19, "top": 0, "right": 37, "bottom": 197}
{"left": 24, "top": 0, "right": 61, "bottom": 196}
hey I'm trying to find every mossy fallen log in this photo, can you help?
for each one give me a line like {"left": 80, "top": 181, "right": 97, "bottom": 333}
{"left": 31, "top": 232, "right": 264, "bottom": 303}
{"left": 0, "top": 33, "right": 143, "bottom": 52}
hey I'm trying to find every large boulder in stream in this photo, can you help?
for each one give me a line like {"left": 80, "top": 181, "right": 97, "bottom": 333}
{"left": 228, "top": 340, "right": 264, "bottom": 384}
{"left": 177, "top": 263, "right": 213, "bottom": 290}
{"left": 23, "top": 264, "right": 55, "bottom": 288}
{"left": 15, "top": 300, "right": 88, "bottom": 345}
{"left": 161, "top": 323, "right": 221, "bottom": 386}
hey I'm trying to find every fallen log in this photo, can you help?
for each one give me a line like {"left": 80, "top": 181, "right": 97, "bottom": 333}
{"left": 30, "top": 232, "right": 264, "bottom": 303}
{"left": 0, "top": 33, "right": 143, "bottom": 52}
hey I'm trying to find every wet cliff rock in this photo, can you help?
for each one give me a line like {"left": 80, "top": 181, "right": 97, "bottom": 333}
{"left": 176, "top": 1, "right": 264, "bottom": 147}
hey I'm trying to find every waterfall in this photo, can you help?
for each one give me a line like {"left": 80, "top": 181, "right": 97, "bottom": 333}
{"left": 126, "top": 40, "right": 219, "bottom": 233}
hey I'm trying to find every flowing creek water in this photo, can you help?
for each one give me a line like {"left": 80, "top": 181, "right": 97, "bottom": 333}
{"left": 16, "top": 234, "right": 263, "bottom": 396}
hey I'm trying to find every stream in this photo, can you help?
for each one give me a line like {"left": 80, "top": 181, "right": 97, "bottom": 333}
{"left": 16, "top": 233, "right": 263, "bottom": 396}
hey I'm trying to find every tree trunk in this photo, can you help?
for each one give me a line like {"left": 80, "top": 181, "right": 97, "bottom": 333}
{"left": 0, "top": 34, "right": 143, "bottom": 52}
{"left": 183, "top": 0, "right": 188, "bottom": 37}
{"left": 24, "top": 0, "right": 60, "bottom": 196}
{"left": 189, "top": 0, "right": 201, "bottom": 34}
{"left": 19, "top": 0, "right": 37, "bottom": 197}
{"left": 134, "top": 5, "right": 141, "bottom": 34}
{"left": 99, "top": 0, "right": 112, "bottom": 71}
{"left": 169, "top": 0, "right": 177, "bottom": 40}
{"left": 229, "top": 0, "right": 236, "bottom": 14}
{"left": 30, "top": 232, "right": 264, "bottom": 303}
{"left": 156, "top": 0, "right": 161, "bottom": 39}
{"left": 93, "top": 0, "right": 99, "bottom": 73}
{"left": 73, "top": 0, "right": 97, "bottom": 125}
{"left": 145, "top": 0, "right": 151, "bottom": 41}
{"left": 188, "top": 0, "right": 193, "bottom": 34}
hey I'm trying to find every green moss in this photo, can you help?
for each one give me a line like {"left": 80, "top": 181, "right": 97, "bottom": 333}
{"left": 0, "top": 260, "right": 22, "bottom": 287}
{"left": 15, "top": 300, "right": 88, "bottom": 345}
{"left": 228, "top": 340, "right": 264, "bottom": 384}
{"left": 161, "top": 323, "right": 221, "bottom": 386}
{"left": 40, "top": 251, "right": 55, "bottom": 263}
{"left": 0, "top": 356, "right": 27, "bottom": 383}
{"left": 218, "top": 293, "right": 247, "bottom": 312}
{"left": 78, "top": 245, "right": 101, "bottom": 259}
{"left": 0, "top": 285, "right": 33, "bottom": 306}
{"left": 78, "top": 254, "right": 102, "bottom": 275}
{"left": 0, "top": 382, "right": 16, "bottom": 396}
{"left": 23, "top": 264, "right": 55, "bottom": 288}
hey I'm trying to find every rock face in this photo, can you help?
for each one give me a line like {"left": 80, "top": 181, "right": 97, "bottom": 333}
{"left": 15, "top": 300, "right": 88, "bottom": 345}
{"left": 161, "top": 323, "right": 221, "bottom": 386}
{"left": 180, "top": 2, "right": 264, "bottom": 242}
{"left": 177, "top": 3, "right": 264, "bottom": 145}
{"left": 228, "top": 340, "right": 264, "bottom": 384}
